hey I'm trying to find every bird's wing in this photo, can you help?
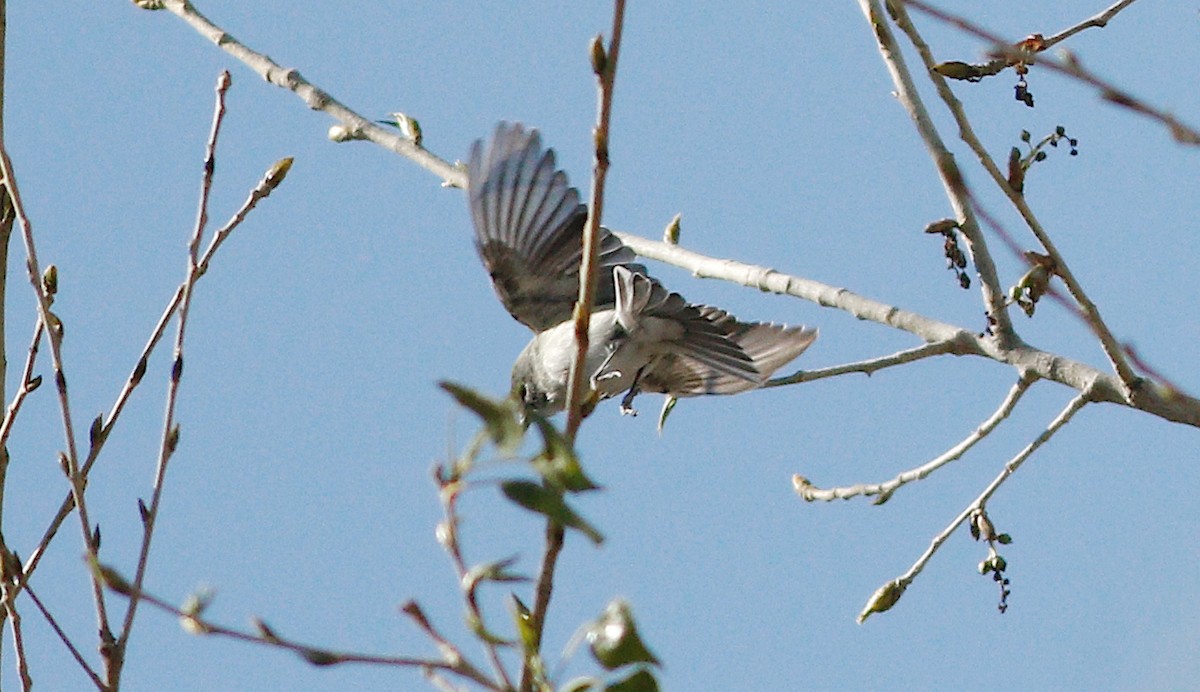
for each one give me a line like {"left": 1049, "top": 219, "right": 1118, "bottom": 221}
{"left": 612, "top": 267, "right": 761, "bottom": 383}
{"left": 639, "top": 306, "right": 818, "bottom": 396}
{"left": 468, "top": 122, "right": 642, "bottom": 332}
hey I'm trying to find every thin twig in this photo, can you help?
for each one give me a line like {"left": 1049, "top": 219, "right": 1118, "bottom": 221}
{"left": 2, "top": 585, "right": 30, "bottom": 691}
{"left": 767, "top": 339, "right": 964, "bottom": 387}
{"left": 0, "top": 135, "right": 114, "bottom": 674}
{"left": 145, "top": 0, "right": 463, "bottom": 186}
{"left": 0, "top": 321, "right": 47, "bottom": 670}
{"left": 24, "top": 583, "right": 104, "bottom": 689}
{"left": 794, "top": 372, "right": 1036, "bottom": 502}
{"left": 887, "top": 0, "right": 1142, "bottom": 394}
{"left": 1042, "top": 0, "right": 1140, "bottom": 49}
{"left": 113, "top": 72, "right": 231, "bottom": 686}
{"left": 101, "top": 576, "right": 498, "bottom": 687}
{"left": 564, "top": 1, "right": 626, "bottom": 442}
{"left": 890, "top": 391, "right": 1089, "bottom": 602}
{"left": 523, "top": 4, "right": 626, "bottom": 691}
{"left": 18, "top": 142, "right": 293, "bottom": 596}
{"left": 859, "top": 0, "right": 1016, "bottom": 345}
{"left": 0, "top": 319, "right": 45, "bottom": 451}
{"left": 399, "top": 600, "right": 500, "bottom": 690}
{"left": 901, "top": 0, "right": 1200, "bottom": 146}
{"left": 435, "top": 485, "right": 511, "bottom": 689}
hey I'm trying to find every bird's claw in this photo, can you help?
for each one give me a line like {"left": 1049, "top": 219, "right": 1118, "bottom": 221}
{"left": 619, "top": 388, "right": 640, "bottom": 416}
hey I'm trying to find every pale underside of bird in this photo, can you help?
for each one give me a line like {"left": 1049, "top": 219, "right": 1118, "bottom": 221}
{"left": 467, "top": 122, "right": 817, "bottom": 418}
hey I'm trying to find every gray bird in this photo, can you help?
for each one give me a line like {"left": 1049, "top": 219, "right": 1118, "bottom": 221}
{"left": 467, "top": 122, "right": 817, "bottom": 417}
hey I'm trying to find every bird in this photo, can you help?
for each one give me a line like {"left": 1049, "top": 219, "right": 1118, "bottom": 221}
{"left": 466, "top": 121, "right": 817, "bottom": 419}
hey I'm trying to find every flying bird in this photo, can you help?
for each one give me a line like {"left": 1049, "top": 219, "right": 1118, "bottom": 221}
{"left": 467, "top": 122, "right": 817, "bottom": 418}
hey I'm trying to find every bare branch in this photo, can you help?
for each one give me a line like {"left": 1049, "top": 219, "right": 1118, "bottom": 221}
{"left": 399, "top": 601, "right": 499, "bottom": 690}
{"left": 859, "top": 0, "right": 1016, "bottom": 345}
{"left": 767, "top": 340, "right": 960, "bottom": 387}
{"left": 902, "top": 0, "right": 1200, "bottom": 145}
{"left": 3, "top": 588, "right": 31, "bottom": 691}
{"left": 1042, "top": 0, "right": 1141, "bottom": 49}
{"left": 0, "top": 132, "right": 114, "bottom": 674}
{"left": 890, "top": 391, "right": 1090, "bottom": 599}
{"left": 887, "top": 0, "right": 1142, "bottom": 393}
{"left": 146, "top": 0, "right": 464, "bottom": 186}
{"left": 99, "top": 574, "right": 500, "bottom": 688}
{"left": 0, "top": 320, "right": 46, "bottom": 452}
{"left": 433, "top": 481, "right": 512, "bottom": 689}
{"left": 794, "top": 372, "right": 1036, "bottom": 502}
{"left": 565, "top": 2, "right": 627, "bottom": 441}
{"left": 24, "top": 584, "right": 104, "bottom": 689}
{"left": 614, "top": 233, "right": 1200, "bottom": 427}
{"left": 113, "top": 72, "right": 233, "bottom": 685}
{"left": 529, "top": 7, "right": 627, "bottom": 690}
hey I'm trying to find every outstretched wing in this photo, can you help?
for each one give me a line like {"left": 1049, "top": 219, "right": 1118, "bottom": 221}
{"left": 468, "top": 122, "right": 643, "bottom": 332}
{"left": 612, "top": 267, "right": 760, "bottom": 382}
{"left": 639, "top": 306, "right": 818, "bottom": 396}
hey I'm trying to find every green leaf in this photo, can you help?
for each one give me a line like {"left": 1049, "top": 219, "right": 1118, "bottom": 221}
{"left": 606, "top": 668, "right": 660, "bottom": 692}
{"left": 440, "top": 381, "right": 524, "bottom": 454}
{"left": 528, "top": 414, "right": 599, "bottom": 492}
{"left": 501, "top": 481, "right": 603, "bottom": 545}
{"left": 511, "top": 594, "right": 538, "bottom": 652}
{"left": 587, "top": 600, "right": 660, "bottom": 670}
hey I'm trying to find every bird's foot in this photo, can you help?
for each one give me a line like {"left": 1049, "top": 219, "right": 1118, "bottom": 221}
{"left": 619, "top": 388, "right": 640, "bottom": 416}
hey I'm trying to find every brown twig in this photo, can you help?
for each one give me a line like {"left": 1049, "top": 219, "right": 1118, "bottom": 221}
{"left": 99, "top": 569, "right": 499, "bottom": 688}
{"left": 18, "top": 133, "right": 293, "bottom": 605}
{"left": 564, "top": 2, "right": 626, "bottom": 442}
{"left": 901, "top": 0, "right": 1200, "bottom": 145}
{"left": 527, "top": 6, "right": 625, "bottom": 690}
{"left": 110, "top": 72, "right": 232, "bottom": 688}
{"left": 434, "top": 482, "right": 512, "bottom": 689}
{"left": 24, "top": 583, "right": 103, "bottom": 689}
{"left": 3, "top": 584, "right": 30, "bottom": 691}
{"left": 0, "top": 131, "right": 114, "bottom": 678}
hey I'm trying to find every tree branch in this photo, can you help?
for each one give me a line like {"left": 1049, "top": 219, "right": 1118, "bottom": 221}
{"left": 887, "top": 0, "right": 1142, "bottom": 395}
{"left": 614, "top": 233, "right": 1200, "bottom": 427}
{"left": 794, "top": 372, "right": 1036, "bottom": 502}
{"left": 143, "top": 0, "right": 465, "bottom": 186}
{"left": 767, "top": 340, "right": 960, "bottom": 387}
{"left": 528, "top": 7, "right": 626, "bottom": 690}
{"left": 1042, "top": 0, "right": 1140, "bottom": 49}
{"left": 859, "top": 0, "right": 1016, "bottom": 345}
{"left": 0, "top": 137, "right": 115, "bottom": 677}
{"left": 884, "top": 391, "right": 1089, "bottom": 609}
{"left": 111, "top": 71, "right": 232, "bottom": 689}
{"left": 901, "top": 0, "right": 1200, "bottom": 145}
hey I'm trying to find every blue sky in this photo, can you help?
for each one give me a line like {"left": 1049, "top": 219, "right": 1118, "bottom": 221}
{"left": 6, "top": 2, "right": 1200, "bottom": 690}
